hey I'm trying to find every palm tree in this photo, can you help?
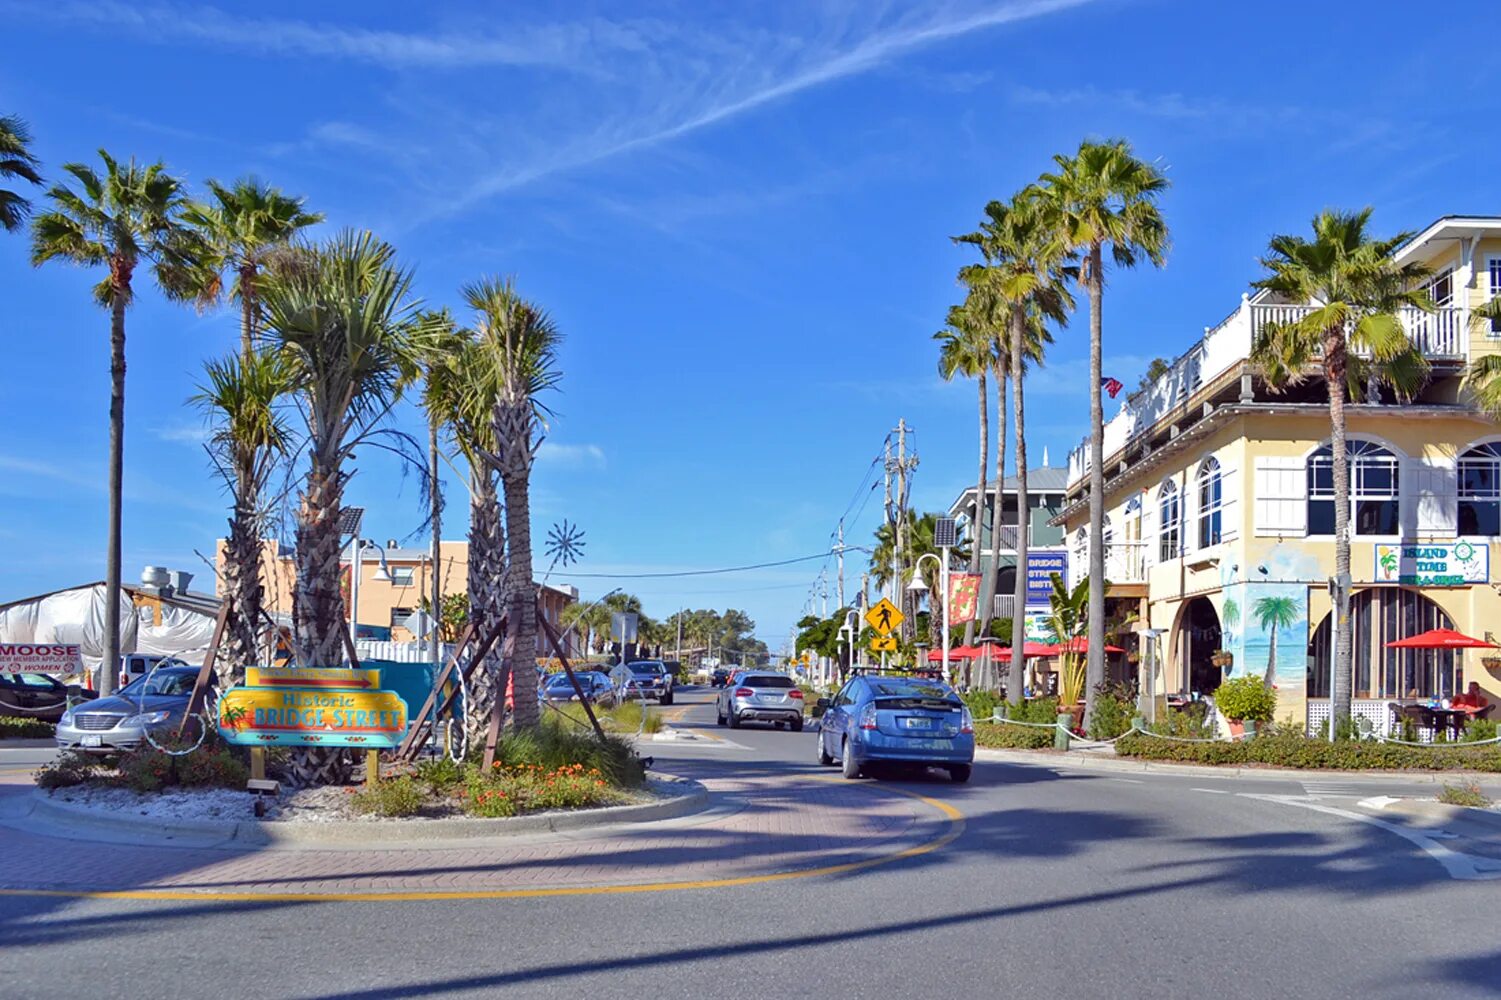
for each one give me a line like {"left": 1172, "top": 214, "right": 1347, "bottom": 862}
{"left": 259, "top": 231, "right": 429, "bottom": 783}
{"left": 957, "top": 187, "right": 1073, "bottom": 704}
{"left": 1252, "top": 595, "right": 1300, "bottom": 689}
{"left": 420, "top": 319, "right": 507, "bottom": 748}
{"left": 1043, "top": 573, "right": 1091, "bottom": 706}
{"left": 466, "top": 277, "right": 563, "bottom": 730}
{"left": 1249, "top": 208, "right": 1431, "bottom": 725}
{"left": 0, "top": 114, "right": 43, "bottom": 232}
{"left": 193, "top": 349, "right": 294, "bottom": 684}
{"left": 31, "top": 151, "right": 207, "bottom": 696}
{"left": 1040, "top": 138, "right": 1169, "bottom": 725}
{"left": 182, "top": 178, "right": 323, "bottom": 358}
{"left": 934, "top": 301, "right": 995, "bottom": 646}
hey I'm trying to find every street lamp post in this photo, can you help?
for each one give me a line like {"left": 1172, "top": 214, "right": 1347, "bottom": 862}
{"left": 908, "top": 550, "right": 951, "bottom": 686}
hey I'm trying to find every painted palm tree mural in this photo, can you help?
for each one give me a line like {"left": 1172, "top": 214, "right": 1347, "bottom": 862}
{"left": 1253, "top": 596, "right": 1300, "bottom": 688}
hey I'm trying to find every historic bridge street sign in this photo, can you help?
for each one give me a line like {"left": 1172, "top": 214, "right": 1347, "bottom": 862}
{"left": 218, "top": 667, "right": 409, "bottom": 749}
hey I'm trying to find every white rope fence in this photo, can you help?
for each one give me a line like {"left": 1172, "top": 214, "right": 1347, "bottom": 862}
{"left": 988, "top": 710, "right": 1500, "bottom": 748}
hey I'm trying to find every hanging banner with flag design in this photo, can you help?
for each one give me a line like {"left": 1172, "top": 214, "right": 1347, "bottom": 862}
{"left": 946, "top": 573, "right": 981, "bottom": 624}
{"left": 1101, "top": 376, "right": 1124, "bottom": 399}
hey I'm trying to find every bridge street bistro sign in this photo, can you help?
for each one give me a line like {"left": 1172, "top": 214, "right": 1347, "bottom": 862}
{"left": 217, "top": 667, "right": 409, "bottom": 749}
{"left": 0, "top": 643, "right": 83, "bottom": 675}
{"left": 1374, "top": 542, "right": 1490, "bottom": 587}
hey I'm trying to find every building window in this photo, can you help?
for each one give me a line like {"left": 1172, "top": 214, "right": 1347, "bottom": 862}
{"left": 1157, "top": 480, "right": 1180, "bottom": 562}
{"left": 1459, "top": 441, "right": 1501, "bottom": 535}
{"left": 1488, "top": 258, "right": 1501, "bottom": 334}
{"left": 1306, "top": 440, "right": 1400, "bottom": 537}
{"left": 390, "top": 607, "right": 414, "bottom": 630}
{"left": 388, "top": 566, "right": 415, "bottom": 586}
{"left": 1196, "top": 458, "right": 1223, "bottom": 548}
{"left": 1429, "top": 267, "right": 1454, "bottom": 307}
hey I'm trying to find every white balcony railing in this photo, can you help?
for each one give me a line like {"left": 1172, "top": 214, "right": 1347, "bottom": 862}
{"left": 993, "top": 594, "right": 1016, "bottom": 620}
{"left": 1104, "top": 542, "right": 1149, "bottom": 584}
{"left": 993, "top": 523, "right": 1032, "bottom": 551}
{"left": 1250, "top": 303, "right": 1467, "bottom": 360}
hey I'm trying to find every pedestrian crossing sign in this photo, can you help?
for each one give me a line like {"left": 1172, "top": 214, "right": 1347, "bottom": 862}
{"left": 870, "top": 636, "right": 898, "bottom": 652}
{"left": 865, "top": 598, "right": 904, "bottom": 636}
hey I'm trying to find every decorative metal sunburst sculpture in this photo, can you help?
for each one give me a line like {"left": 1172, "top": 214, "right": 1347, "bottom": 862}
{"left": 543, "top": 519, "right": 586, "bottom": 581}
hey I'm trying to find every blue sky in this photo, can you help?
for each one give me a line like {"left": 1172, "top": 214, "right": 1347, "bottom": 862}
{"left": 0, "top": 0, "right": 1493, "bottom": 649}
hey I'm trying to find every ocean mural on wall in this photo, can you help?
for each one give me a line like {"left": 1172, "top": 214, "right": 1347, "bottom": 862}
{"left": 1216, "top": 543, "right": 1315, "bottom": 688}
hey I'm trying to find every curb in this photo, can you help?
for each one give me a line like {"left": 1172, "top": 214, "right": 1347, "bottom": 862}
{"left": 974, "top": 747, "right": 1501, "bottom": 784}
{"left": 25, "top": 775, "right": 709, "bottom": 847}
{"left": 1363, "top": 797, "right": 1501, "bottom": 833}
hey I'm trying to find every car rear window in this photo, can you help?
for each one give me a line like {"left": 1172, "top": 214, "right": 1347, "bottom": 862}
{"left": 875, "top": 696, "right": 960, "bottom": 711}
{"left": 870, "top": 680, "right": 952, "bottom": 698}
{"left": 742, "top": 675, "right": 793, "bottom": 688}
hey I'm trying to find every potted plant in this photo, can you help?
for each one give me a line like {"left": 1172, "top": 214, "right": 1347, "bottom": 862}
{"left": 1211, "top": 676, "right": 1276, "bottom": 737}
{"left": 1210, "top": 650, "right": 1234, "bottom": 669}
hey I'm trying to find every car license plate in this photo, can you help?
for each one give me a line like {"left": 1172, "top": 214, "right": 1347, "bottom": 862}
{"left": 902, "top": 717, "right": 932, "bottom": 729}
{"left": 82, "top": 735, "right": 102, "bottom": 747}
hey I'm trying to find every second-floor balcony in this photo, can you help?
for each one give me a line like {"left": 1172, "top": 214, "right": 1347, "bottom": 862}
{"left": 1249, "top": 302, "right": 1467, "bottom": 360}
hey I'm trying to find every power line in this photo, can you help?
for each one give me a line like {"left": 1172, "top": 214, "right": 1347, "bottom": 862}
{"left": 566, "top": 552, "right": 834, "bottom": 579}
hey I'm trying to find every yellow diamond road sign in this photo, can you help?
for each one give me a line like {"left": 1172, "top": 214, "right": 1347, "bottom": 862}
{"left": 865, "top": 598, "right": 904, "bottom": 636}
{"left": 870, "top": 636, "right": 898, "bottom": 652}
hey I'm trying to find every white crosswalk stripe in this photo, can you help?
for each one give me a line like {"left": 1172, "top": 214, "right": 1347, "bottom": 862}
{"left": 1301, "top": 780, "right": 1376, "bottom": 798}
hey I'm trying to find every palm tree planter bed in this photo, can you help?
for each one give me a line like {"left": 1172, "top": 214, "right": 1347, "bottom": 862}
{"left": 1115, "top": 732, "right": 1501, "bottom": 771}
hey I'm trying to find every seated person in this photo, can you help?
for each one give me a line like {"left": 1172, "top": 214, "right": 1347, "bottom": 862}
{"left": 1452, "top": 682, "right": 1489, "bottom": 715}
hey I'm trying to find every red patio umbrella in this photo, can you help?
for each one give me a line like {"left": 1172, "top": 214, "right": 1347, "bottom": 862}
{"left": 1384, "top": 628, "right": 1497, "bottom": 650}
{"left": 1042, "top": 638, "right": 1126, "bottom": 655}
{"left": 926, "top": 645, "right": 985, "bottom": 662}
{"left": 991, "top": 642, "right": 1063, "bottom": 660}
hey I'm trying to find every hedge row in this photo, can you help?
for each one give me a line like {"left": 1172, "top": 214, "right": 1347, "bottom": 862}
{"left": 1115, "top": 731, "right": 1501, "bottom": 772}
{"left": 973, "top": 720, "right": 1054, "bottom": 750}
{"left": 0, "top": 716, "right": 54, "bottom": 739}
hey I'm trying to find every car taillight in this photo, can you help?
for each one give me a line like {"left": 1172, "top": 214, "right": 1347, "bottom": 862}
{"left": 858, "top": 704, "right": 878, "bottom": 730}
{"left": 960, "top": 706, "right": 974, "bottom": 735}
{"left": 734, "top": 687, "right": 753, "bottom": 698}
{"left": 788, "top": 689, "right": 803, "bottom": 699}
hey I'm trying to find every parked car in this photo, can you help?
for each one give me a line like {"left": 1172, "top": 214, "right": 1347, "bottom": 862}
{"left": 815, "top": 675, "right": 974, "bottom": 782}
{"left": 118, "top": 653, "right": 192, "bottom": 688}
{"left": 717, "top": 672, "right": 804, "bottom": 731}
{"left": 542, "top": 670, "right": 613, "bottom": 703}
{"left": 55, "top": 666, "right": 208, "bottom": 755}
{"left": 0, "top": 673, "right": 95, "bottom": 723}
{"left": 617, "top": 660, "right": 674, "bottom": 704}
{"left": 711, "top": 668, "right": 730, "bottom": 688}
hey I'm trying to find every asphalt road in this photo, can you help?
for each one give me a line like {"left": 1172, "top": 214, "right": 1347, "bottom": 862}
{"left": 2, "top": 688, "right": 1499, "bottom": 999}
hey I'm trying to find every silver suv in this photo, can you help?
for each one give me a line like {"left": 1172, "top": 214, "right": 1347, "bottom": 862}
{"left": 717, "top": 672, "right": 804, "bottom": 731}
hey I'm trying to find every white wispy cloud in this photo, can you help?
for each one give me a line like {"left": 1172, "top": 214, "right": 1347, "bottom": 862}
{"left": 536, "top": 442, "right": 608, "bottom": 469}
{"left": 1008, "top": 85, "right": 1309, "bottom": 133}
{"left": 152, "top": 423, "right": 213, "bottom": 446}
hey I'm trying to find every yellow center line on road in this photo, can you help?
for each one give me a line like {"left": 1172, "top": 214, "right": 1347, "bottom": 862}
{"left": 0, "top": 780, "right": 965, "bottom": 904}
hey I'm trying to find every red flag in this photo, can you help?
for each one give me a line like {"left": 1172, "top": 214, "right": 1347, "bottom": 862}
{"left": 1101, "top": 376, "right": 1124, "bottom": 399}
{"left": 946, "top": 573, "right": 981, "bottom": 624}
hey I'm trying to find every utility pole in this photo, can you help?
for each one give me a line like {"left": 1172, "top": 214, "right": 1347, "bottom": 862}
{"left": 887, "top": 418, "right": 919, "bottom": 643}
{"left": 429, "top": 424, "right": 442, "bottom": 670}
{"left": 675, "top": 608, "right": 682, "bottom": 664}
{"left": 883, "top": 436, "right": 894, "bottom": 601}
{"left": 835, "top": 520, "right": 846, "bottom": 610}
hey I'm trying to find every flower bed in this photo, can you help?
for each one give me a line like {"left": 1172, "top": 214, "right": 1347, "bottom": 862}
{"left": 1116, "top": 730, "right": 1501, "bottom": 772}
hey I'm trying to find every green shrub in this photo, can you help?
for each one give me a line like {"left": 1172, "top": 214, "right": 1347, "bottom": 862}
{"left": 34, "top": 751, "right": 103, "bottom": 790}
{"left": 0, "top": 716, "right": 55, "bottom": 739}
{"left": 1438, "top": 783, "right": 1492, "bottom": 808}
{"left": 798, "top": 685, "right": 822, "bottom": 716}
{"left": 415, "top": 756, "right": 465, "bottom": 792}
{"left": 1088, "top": 682, "right": 1136, "bottom": 740}
{"left": 1149, "top": 703, "right": 1215, "bottom": 739}
{"left": 116, "top": 748, "right": 176, "bottom": 793}
{"left": 1117, "top": 729, "right": 1501, "bottom": 771}
{"left": 175, "top": 746, "right": 249, "bottom": 789}
{"left": 459, "top": 762, "right": 626, "bottom": 818}
{"left": 1462, "top": 718, "right": 1499, "bottom": 743}
{"left": 973, "top": 721, "right": 1053, "bottom": 750}
{"left": 960, "top": 689, "right": 999, "bottom": 722}
{"left": 478, "top": 718, "right": 645, "bottom": 789}
{"left": 552, "top": 699, "right": 665, "bottom": 735}
{"left": 350, "top": 775, "right": 426, "bottom": 817}
{"left": 1212, "top": 676, "right": 1277, "bottom": 723}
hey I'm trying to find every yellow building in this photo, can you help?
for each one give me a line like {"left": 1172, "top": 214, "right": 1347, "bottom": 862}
{"left": 215, "top": 538, "right": 578, "bottom": 656}
{"left": 1058, "top": 216, "right": 1501, "bottom": 732}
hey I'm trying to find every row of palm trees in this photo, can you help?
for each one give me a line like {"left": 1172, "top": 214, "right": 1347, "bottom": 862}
{"left": 4, "top": 116, "right": 561, "bottom": 781}
{"left": 940, "top": 139, "right": 1168, "bottom": 721}
{"left": 937, "top": 139, "right": 1501, "bottom": 730}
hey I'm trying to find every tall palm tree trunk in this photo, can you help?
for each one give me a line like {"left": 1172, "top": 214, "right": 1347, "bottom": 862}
{"left": 101, "top": 282, "right": 128, "bottom": 697}
{"left": 1085, "top": 246, "right": 1107, "bottom": 725}
{"left": 1008, "top": 307, "right": 1029, "bottom": 705}
{"left": 238, "top": 263, "right": 256, "bottom": 357}
{"left": 222, "top": 475, "right": 263, "bottom": 687}
{"left": 964, "top": 372, "right": 988, "bottom": 647}
{"left": 1326, "top": 335, "right": 1353, "bottom": 729}
{"left": 978, "top": 368, "right": 1008, "bottom": 654}
{"left": 289, "top": 448, "right": 352, "bottom": 786}
{"left": 466, "top": 473, "right": 503, "bottom": 749}
{"left": 499, "top": 434, "right": 540, "bottom": 728}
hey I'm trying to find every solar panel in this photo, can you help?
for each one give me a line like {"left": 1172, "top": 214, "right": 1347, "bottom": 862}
{"left": 337, "top": 507, "right": 365, "bottom": 536}
{"left": 934, "top": 517, "right": 957, "bottom": 549}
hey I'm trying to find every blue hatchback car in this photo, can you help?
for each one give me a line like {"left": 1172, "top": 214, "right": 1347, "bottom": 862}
{"left": 816, "top": 675, "right": 975, "bottom": 783}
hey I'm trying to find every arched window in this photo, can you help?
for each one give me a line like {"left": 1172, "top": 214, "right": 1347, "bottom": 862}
{"left": 1306, "top": 440, "right": 1400, "bottom": 536}
{"left": 1458, "top": 441, "right": 1501, "bottom": 535}
{"left": 1196, "top": 458, "right": 1223, "bottom": 548}
{"left": 1309, "top": 588, "right": 1457, "bottom": 699}
{"left": 1158, "top": 480, "right": 1180, "bottom": 562}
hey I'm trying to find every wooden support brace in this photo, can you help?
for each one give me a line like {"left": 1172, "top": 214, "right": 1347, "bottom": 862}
{"left": 181, "top": 597, "right": 232, "bottom": 737}
{"left": 539, "top": 611, "right": 607, "bottom": 741}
